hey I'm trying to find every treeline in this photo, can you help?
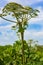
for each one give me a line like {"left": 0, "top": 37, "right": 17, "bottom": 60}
{"left": 0, "top": 40, "right": 43, "bottom": 65}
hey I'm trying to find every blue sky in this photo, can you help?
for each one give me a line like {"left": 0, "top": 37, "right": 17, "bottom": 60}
{"left": 0, "top": 0, "right": 43, "bottom": 45}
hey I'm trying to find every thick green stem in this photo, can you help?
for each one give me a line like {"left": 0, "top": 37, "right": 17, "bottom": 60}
{"left": 21, "top": 32, "right": 25, "bottom": 65}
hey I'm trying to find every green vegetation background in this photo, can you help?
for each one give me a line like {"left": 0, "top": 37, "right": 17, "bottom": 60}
{"left": 0, "top": 40, "right": 43, "bottom": 65}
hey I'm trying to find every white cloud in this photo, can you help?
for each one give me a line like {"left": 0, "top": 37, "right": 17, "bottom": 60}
{"left": 24, "top": 30, "right": 43, "bottom": 45}
{"left": 0, "top": 23, "right": 16, "bottom": 29}
{"left": 0, "top": 28, "right": 18, "bottom": 45}
{"left": 33, "top": 31, "right": 43, "bottom": 37}
{"left": 6, "top": 0, "right": 23, "bottom": 5}
{"left": 6, "top": 0, "right": 43, "bottom": 6}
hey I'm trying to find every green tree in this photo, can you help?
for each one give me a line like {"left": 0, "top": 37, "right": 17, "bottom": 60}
{"left": 0, "top": 2, "right": 39, "bottom": 65}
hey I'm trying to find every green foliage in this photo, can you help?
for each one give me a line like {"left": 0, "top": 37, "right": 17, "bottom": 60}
{"left": 0, "top": 40, "right": 43, "bottom": 65}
